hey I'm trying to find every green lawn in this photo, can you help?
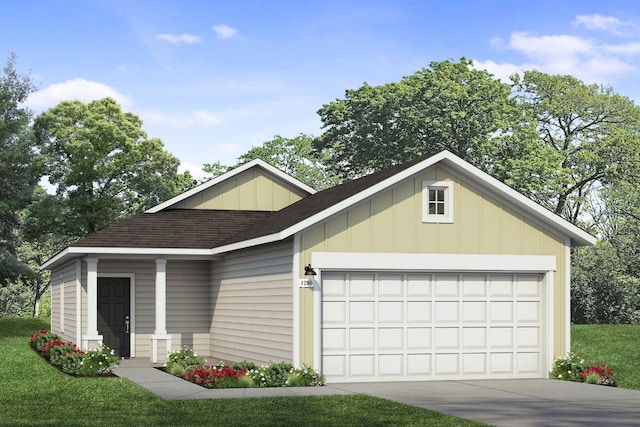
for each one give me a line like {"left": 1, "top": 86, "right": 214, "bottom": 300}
{"left": 571, "top": 324, "right": 640, "bottom": 389}
{"left": 0, "top": 317, "right": 484, "bottom": 427}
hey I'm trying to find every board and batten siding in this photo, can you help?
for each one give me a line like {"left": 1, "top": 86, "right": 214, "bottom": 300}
{"left": 50, "top": 260, "right": 80, "bottom": 344}
{"left": 298, "top": 164, "right": 568, "bottom": 366}
{"left": 171, "top": 168, "right": 307, "bottom": 211}
{"left": 210, "top": 239, "right": 294, "bottom": 364}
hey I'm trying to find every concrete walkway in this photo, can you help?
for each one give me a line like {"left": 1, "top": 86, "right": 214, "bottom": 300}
{"left": 114, "top": 365, "right": 640, "bottom": 426}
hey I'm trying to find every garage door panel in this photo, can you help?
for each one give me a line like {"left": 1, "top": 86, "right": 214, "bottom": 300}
{"left": 350, "top": 355, "right": 375, "bottom": 376}
{"left": 349, "top": 274, "right": 375, "bottom": 297}
{"left": 378, "top": 301, "right": 403, "bottom": 323}
{"left": 350, "top": 328, "right": 375, "bottom": 351}
{"left": 463, "top": 353, "right": 487, "bottom": 374}
{"left": 322, "top": 272, "right": 545, "bottom": 382}
{"left": 435, "top": 301, "right": 459, "bottom": 323}
{"left": 379, "top": 354, "right": 403, "bottom": 376}
{"left": 350, "top": 301, "right": 375, "bottom": 323}
{"left": 406, "top": 275, "right": 431, "bottom": 296}
{"left": 407, "top": 354, "right": 431, "bottom": 375}
{"left": 378, "top": 328, "right": 403, "bottom": 350}
{"left": 434, "top": 275, "right": 459, "bottom": 296}
{"left": 435, "top": 353, "right": 459, "bottom": 375}
{"left": 323, "top": 328, "right": 346, "bottom": 351}
{"left": 323, "top": 301, "right": 346, "bottom": 323}
{"left": 378, "top": 275, "right": 404, "bottom": 296}
{"left": 407, "top": 327, "right": 431, "bottom": 349}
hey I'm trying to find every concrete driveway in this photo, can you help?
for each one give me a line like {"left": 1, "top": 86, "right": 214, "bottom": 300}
{"left": 331, "top": 379, "right": 640, "bottom": 426}
{"left": 115, "top": 365, "right": 640, "bottom": 426}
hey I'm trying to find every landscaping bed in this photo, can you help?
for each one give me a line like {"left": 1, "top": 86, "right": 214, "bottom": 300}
{"left": 164, "top": 346, "right": 325, "bottom": 389}
{"left": 30, "top": 329, "right": 120, "bottom": 376}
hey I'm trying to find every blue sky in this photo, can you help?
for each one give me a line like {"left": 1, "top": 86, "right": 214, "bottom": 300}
{"left": 3, "top": 1, "right": 640, "bottom": 178}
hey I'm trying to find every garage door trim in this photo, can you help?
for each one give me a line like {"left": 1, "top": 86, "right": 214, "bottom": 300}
{"left": 311, "top": 252, "right": 556, "bottom": 381}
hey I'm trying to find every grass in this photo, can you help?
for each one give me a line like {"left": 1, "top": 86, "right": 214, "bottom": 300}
{"left": 571, "top": 324, "right": 640, "bottom": 390}
{"left": 0, "top": 317, "right": 485, "bottom": 427}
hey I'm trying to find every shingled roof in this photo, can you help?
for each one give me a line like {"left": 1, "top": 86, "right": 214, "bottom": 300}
{"left": 73, "top": 209, "right": 274, "bottom": 249}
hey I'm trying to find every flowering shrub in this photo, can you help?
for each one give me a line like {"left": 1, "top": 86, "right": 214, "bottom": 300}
{"left": 581, "top": 364, "right": 616, "bottom": 387}
{"left": 182, "top": 364, "right": 249, "bottom": 389}
{"left": 30, "top": 329, "right": 60, "bottom": 352}
{"left": 30, "top": 329, "right": 119, "bottom": 376}
{"left": 286, "top": 364, "right": 326, "bottom": 387}
{"left": 550, "top": 352, "right": 585, "bottom": 381}
{"left": 166, "top": 346, "right": 205, "bottom": 376}
{"left": 168, "top": 347, "right": 325, "bottom": 389}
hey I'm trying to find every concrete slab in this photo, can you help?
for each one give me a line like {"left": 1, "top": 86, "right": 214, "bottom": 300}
{"left": 114, "top": 367, "right": 640, "bottom": 426}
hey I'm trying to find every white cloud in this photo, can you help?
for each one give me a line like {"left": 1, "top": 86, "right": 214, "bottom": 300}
{"left": 178, "top": 161, "right": 208, "bottom": 180}
{"left": 26, "top": 78, "right": 134, "bottom": 111}
{"left": 574, "top": 14, "right": 631, "bottom": 35}
{"left": 156, "top": 33, "right": 201, "bottom": 44}
{"left": 472, "top": 59, "right": 526, "bottom": 83}
{"left": 481, "top": 30, "right": 638, "bottom": 84}
{"left": 141, "top": 110, "right": 223, "bottom": 128}
{"left": 212, "top": 24, "right": 238, "bottom": 39}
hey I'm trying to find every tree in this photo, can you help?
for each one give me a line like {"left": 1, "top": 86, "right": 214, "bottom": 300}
{"left": 0, "top": 53, "right": 38, "bottom": 286}
{"left": 237, "top": 134, "right": 339, "bottom": 190}
{"left": 314, "top": 58, "right": 517, "bottom": 180}
{"left": 31, "top": 97, "right": 181, "bottom": 241}
{"left": 504, "top": 71, "right": 640, "bottom": 225}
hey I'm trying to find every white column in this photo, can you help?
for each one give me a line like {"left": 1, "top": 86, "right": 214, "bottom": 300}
{"left": 151, "top": 259, "right": 171, "bottom": 363}
{"left": 82, "top": 257, "right": 102, "bottom": 349}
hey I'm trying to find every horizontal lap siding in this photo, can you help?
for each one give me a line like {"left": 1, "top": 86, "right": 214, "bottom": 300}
{"left": 211, "top": 240, "right": 293, "bottom": 364}
{"left": 50, "top": 261, "right": 78, "bottom": 343}
{"left": 166, "top": 261, "right": 211, "bottom": 355}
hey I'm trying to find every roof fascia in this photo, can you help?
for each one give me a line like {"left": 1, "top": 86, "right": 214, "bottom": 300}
{"left": 146, "top": 159, "right": 317, "bottom": 213}
{"left": 40, "top": 246, "right": 219, "bottom": 270}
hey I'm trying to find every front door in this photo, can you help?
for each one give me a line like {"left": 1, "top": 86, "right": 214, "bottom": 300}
{"left": 97, "top": 277, "right": 131, "bottom": 358}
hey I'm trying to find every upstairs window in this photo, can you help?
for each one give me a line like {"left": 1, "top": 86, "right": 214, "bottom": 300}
{"left": 422, "top": 180, "right": 454, "bottom": 223}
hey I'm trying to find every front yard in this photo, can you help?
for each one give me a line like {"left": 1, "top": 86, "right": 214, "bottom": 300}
{"left": 0, "top": 317, "right": 484, "bottom": 427}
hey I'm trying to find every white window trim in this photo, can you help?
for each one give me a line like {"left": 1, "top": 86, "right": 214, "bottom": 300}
{"left": 422, "top": 180, "right": 454, "bottom": 223}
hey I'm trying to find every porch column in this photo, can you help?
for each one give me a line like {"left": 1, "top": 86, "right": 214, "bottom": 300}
{"left": 151, "top": 259, "right": 171, "bottom": 363}
{"left": 82, "top": 257, "right": 103, "bottom": 349}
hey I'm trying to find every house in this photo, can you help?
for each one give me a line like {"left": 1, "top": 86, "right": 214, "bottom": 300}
{"left": 42, "top": 150, "right": 596, "bottom": 382}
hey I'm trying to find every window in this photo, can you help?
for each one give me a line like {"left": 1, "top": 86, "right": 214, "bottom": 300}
{"left": 422, "top": 180, "right": 453, "bottom": 223}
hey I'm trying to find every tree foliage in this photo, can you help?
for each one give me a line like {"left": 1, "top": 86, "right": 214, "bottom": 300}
{"left": 31, "top": 97, "right": 181, "bottom": 241}
{"left": 503, "top": 71, "right": 640, "bottom": 225}
{"left": 314, "top": 58, "right": 517, "bottom": 180}
{"left": 0, "top": 53, "right": 38, "bottom": 286}
{"left": 237, "top": 134, "right": 339, "bottom": 190}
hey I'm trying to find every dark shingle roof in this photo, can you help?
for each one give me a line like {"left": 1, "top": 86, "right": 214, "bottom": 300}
{"left": 73, "top": 209, "right": 274, "bottom": 249}
{"left": 220, "top": 156, "right": 429, "bottom": 246}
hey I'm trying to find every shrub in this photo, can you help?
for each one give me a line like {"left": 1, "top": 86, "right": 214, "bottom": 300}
{"left": 166, "top": 346, "right": 205, "bottom": 376}
{"left": 286, "top": 364, "right": 326, "bottom": 387}
{"left": 581, "top": 364, "right": 617, "bottom": 387}
{"left": 246, "top": 361, "right": 294, "bottom": 387}
{"left": 182, "top": 365, "right": 248, "bottom": 389}
{"left": 30, "top": 329, "right": 60, "bottom": 352}
{"left": 79, "top": 345, "right": 120, "bottom": 375}
{"left": 47, "top": 340, "right": 82, "bottom": 366}
{"left": 550, "top": 352, "right": 585, "bottom": 381}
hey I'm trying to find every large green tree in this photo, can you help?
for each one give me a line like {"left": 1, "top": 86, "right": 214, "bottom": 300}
{"left": 314, "top": 58, "right": 517, "bottom": 180}
{"left": 0, "top": 54, "right": 38, "bottom": 286}
{"left": 501, "top": 71, "right": 640, "bottom": 225}
{"left": 237, "top": 134, "right": 338, "bottom": 190}
{"left": 31, "top": 97, "right": 181, "bottom": 241}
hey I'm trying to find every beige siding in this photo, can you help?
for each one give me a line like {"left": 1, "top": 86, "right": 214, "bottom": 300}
{"left": 92, "top": 259, "right": 212, "bottom": 359}
{"left": 298, "top": 165, "right": 569, "bottom": 365}
{"left": 172, "top": 168, "right": 306, "bottom": 211}
{"left": 210, "top": 240, "right": 293, "bottom": 364}
{"left": 50, "top": 261, "right": 79, "bottom": 343}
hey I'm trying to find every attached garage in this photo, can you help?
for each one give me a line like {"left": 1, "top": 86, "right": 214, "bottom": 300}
{"left": 321, "top": 271, "right": 547, "bottom": 382}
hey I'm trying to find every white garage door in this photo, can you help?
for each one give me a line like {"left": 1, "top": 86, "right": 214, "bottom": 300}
{"left": 321, "top": 272, "right": 545, "bottom": 382}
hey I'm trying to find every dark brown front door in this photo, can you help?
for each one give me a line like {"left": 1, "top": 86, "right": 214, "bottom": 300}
{"left": 98, "top": 277, "right": 130, "bottom": 358}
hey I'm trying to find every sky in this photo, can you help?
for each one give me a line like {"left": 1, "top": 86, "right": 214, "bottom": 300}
{"left": 3, "top": 1, "right": 640, "bottom": 179}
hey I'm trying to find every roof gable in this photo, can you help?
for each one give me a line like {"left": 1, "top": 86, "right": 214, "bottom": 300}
{"left": 147, "top": 159, "right": 316, "bottom": 213}
{"left": 214, "top": 150, "right": 596, "bottom": 252}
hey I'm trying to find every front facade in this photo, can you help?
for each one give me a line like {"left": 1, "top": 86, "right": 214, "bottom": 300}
{"left": 43, "top": 152, "right": 595, "bottom": 383}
